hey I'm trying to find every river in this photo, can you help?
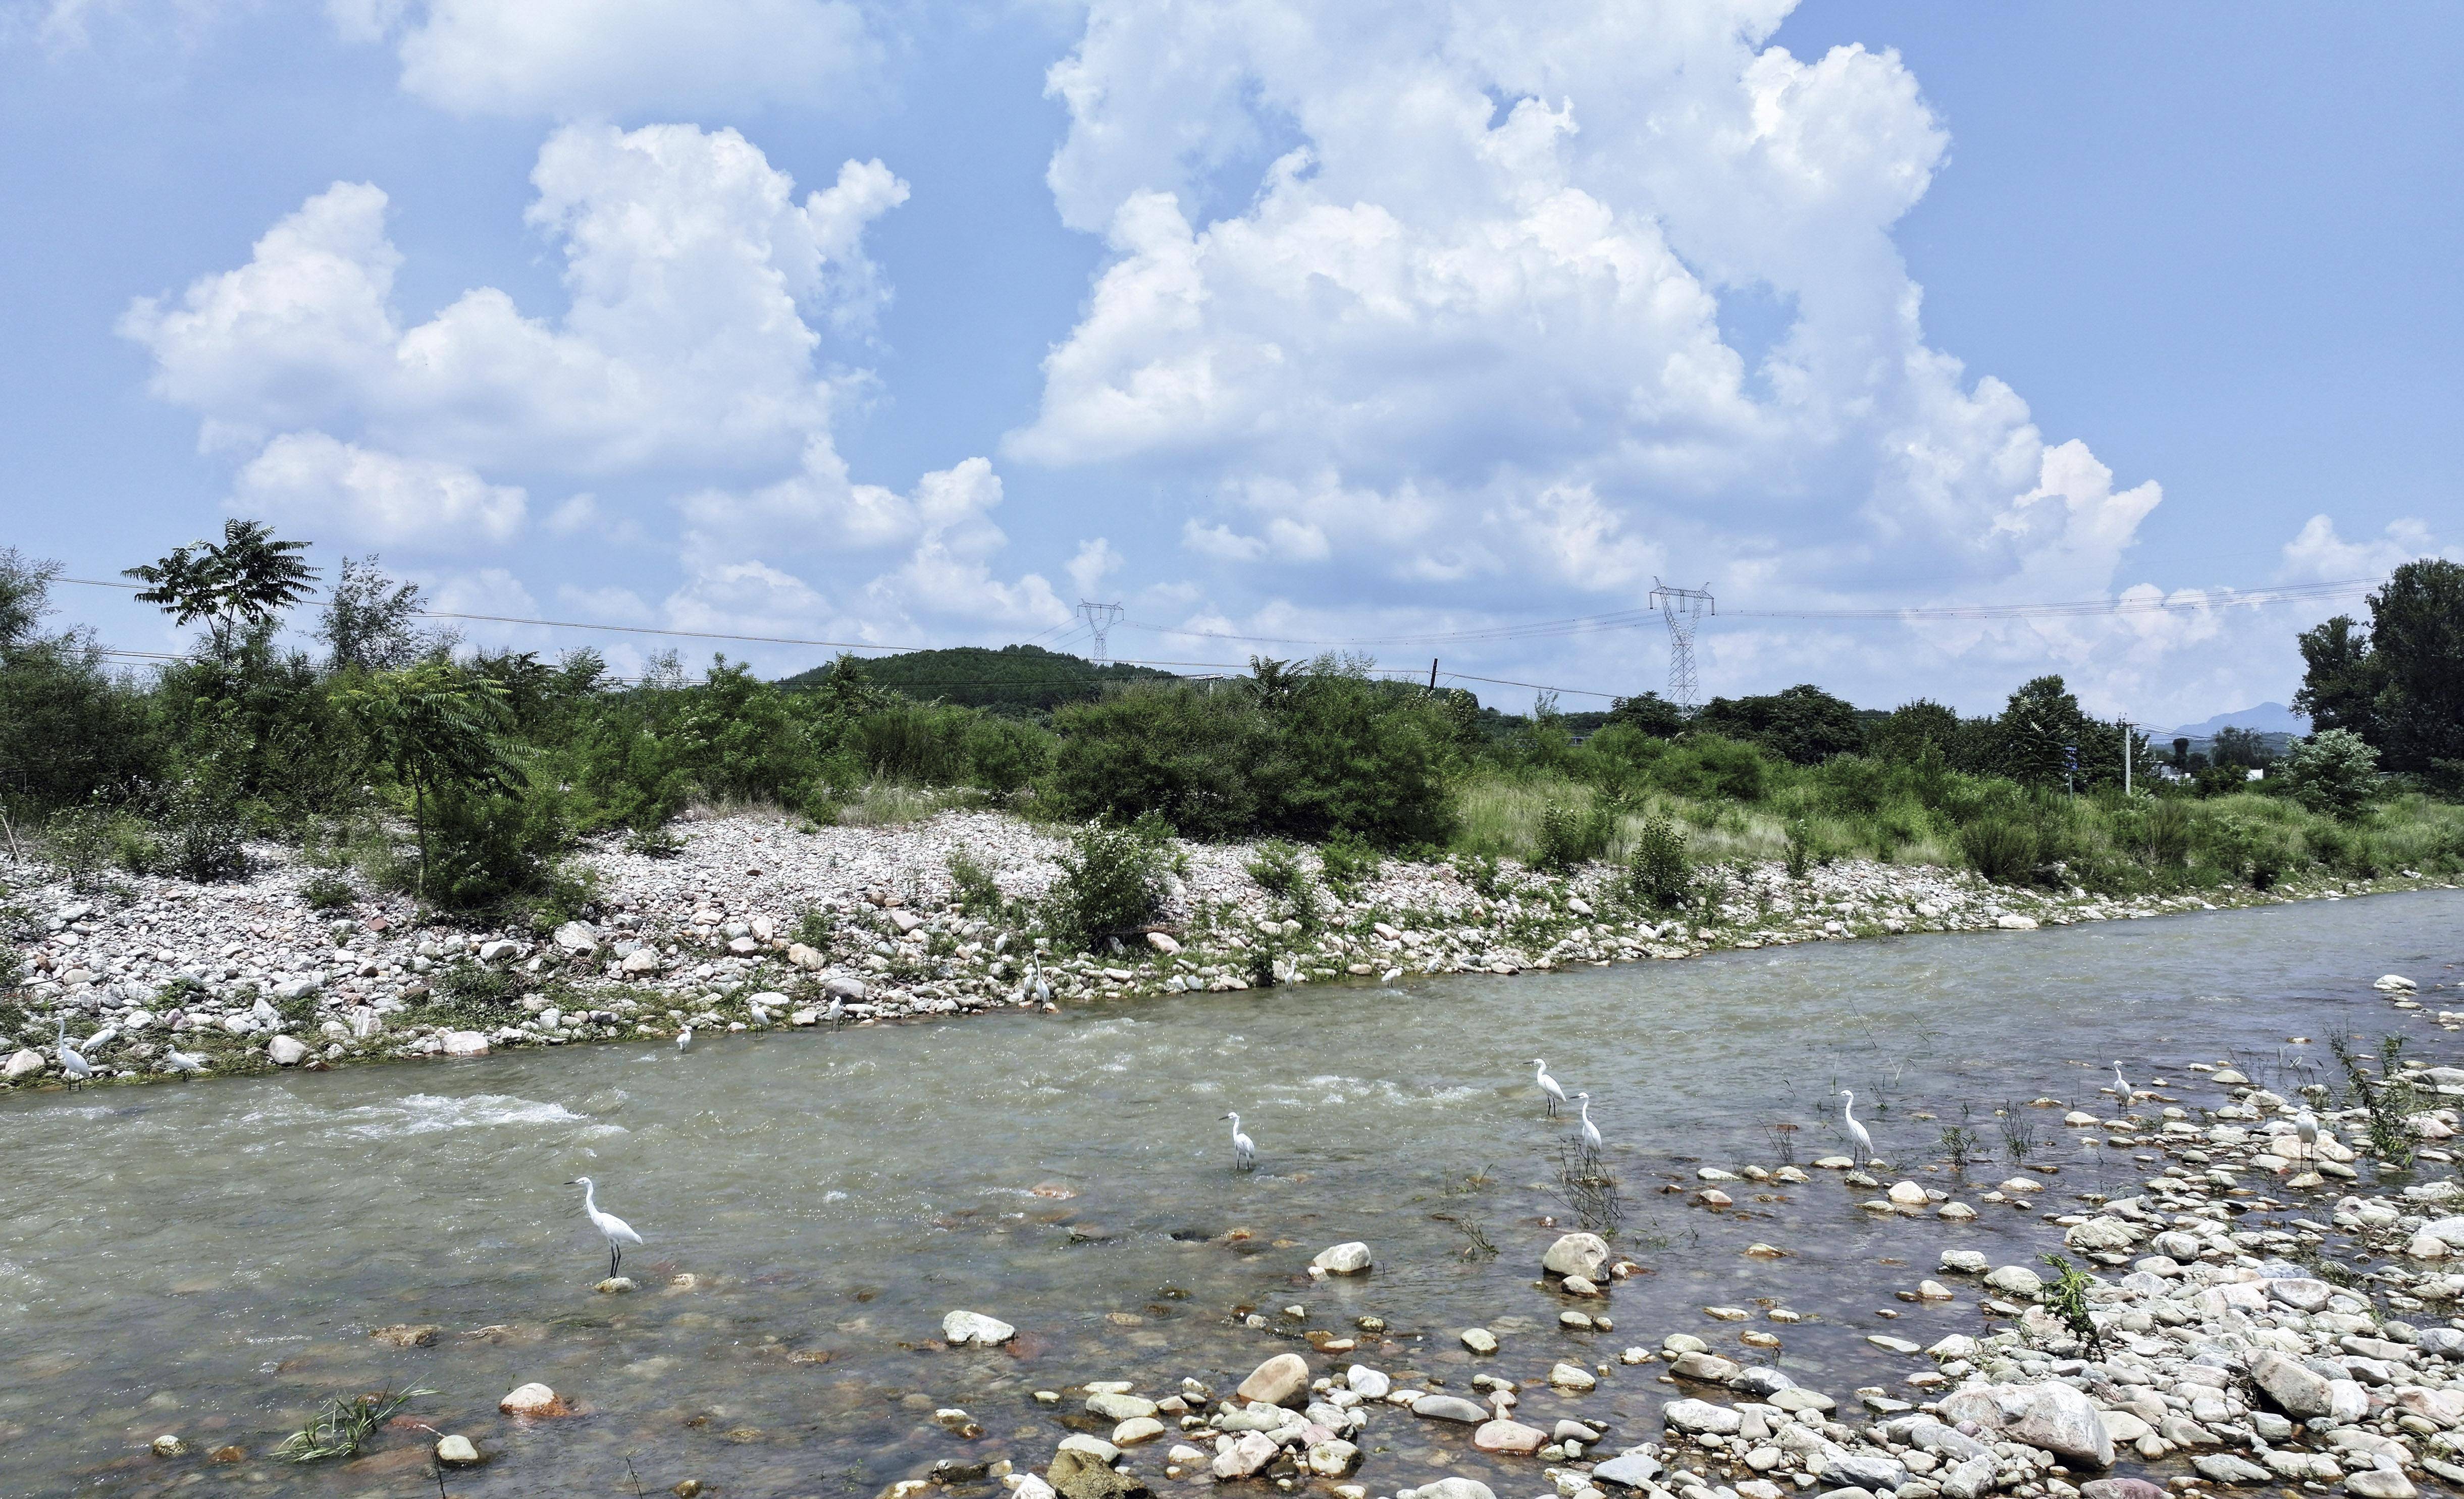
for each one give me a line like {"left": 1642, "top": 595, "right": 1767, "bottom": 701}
{"left": 2, "top": 889, "right": 2457, "bottom": 1497}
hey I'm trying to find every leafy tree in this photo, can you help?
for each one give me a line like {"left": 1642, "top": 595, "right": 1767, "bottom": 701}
{"left": 319, "top": 556, "right": 431, "bottom": 672}
{"left": 1604, "top": 690, "right": 1687, "bottom": 737}
{"left": 2209, "top": 726, "right": 2271, "bottom": 770}
{"left": 2283, "top": 729, "right": 2379, "bottom": 820}
{"left": 339, "top": 662, "right": 525, "bottom": 894}
{"left": 1694, "top": 683, "right": 1865, "bottom": 765}
{"left": 2295, "top": 560, "right": 2464, "bottom": 776}
{"left": 125, "top": 519, "right": 318, "bottom": 660}
{"left": 1867, "top": 699, "right": 1963, "bottom": 762}
{"left": 0, "top": 550, "right": 160, "bottom": 807}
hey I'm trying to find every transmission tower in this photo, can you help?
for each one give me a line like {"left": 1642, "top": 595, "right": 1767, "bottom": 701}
{"left": 1647, "top": 578, "right": 1714, "bottom": 712}
{"left": 1078, "top": 600, "right": 1124, "bottom": 662}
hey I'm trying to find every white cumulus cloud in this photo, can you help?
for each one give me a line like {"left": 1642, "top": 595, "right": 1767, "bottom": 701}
{"left": 233, "top": 431, "right": 527, "bottom": 547}
{"left": 327, "top": 0, "right": 877, "bottom": 119}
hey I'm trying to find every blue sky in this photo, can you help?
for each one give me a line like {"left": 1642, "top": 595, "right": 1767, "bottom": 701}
{"left": 4, "top": 1, "right": 2455, "bottom": 726}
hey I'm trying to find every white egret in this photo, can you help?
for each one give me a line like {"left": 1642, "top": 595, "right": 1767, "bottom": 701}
{"left": 1221, "top": 1112, "right": 1256, "bottom": 1171}
{"left": 748, "top": 997, "right": 772, "bottom": 1028}
{"left": 2111, "top": 1062, "right": 2134, "bottom": 1103}
{"left": 56, "top": 1019, "right": 92, "bottom": 1090}
{"left": 2295, "top": 1108, "right": 2321, "bottom": 1168}
{"left": 823, "top": 993, "right": 845, "bottom": 1029}
{"left": 1838, "top": 1089, "right": 1874, "bottom": 1167}
{"left": 1574, "top": 1092, "right": 1603, "bottom": 1154}
{"left": 675, "top": 1026, "right": 694, "bottom": 1053}
{"left": 565, "top": 1176, "right": 644, "bottom": 1278}
{"left": 1533, "top": 1059, "right": 1568, "bottom": 1117}
{"left": 163, "top": 1049, "right": 207, "bottom": 1077}
{"left": 1380, "top": 968, "right": 1402, "bottom": 985}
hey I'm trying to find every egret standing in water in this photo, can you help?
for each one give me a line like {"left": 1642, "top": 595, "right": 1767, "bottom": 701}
{"left": 1221, "top": 1112, "right": 1256, "bottom": 1171}
{"left": 162, "top": 1048, "right": 207, "bottom": 1078}
{"left": 675, "top": 1025, "right": 694, "bottom": 1053}
{"left": 565, "top": 1176, "right": 644, "bottom": 1278}
{"left": 748, "top": 996, "right": 772, "bottom": 1028}
{"left": 2110, "top": 1063, "right": 2135, "bottom": 1104}
{"left": 56, "top": 1019, "right": 92, "bottom": 1090}
{"left": 1532, "top": 1059, "right": 1568, "bottom": 1117}
{"left": 1574, "top": 1092, "right": 1604, "bottom": 1156}
{"left": 1838, "top": 1089, "right": 1874, "bottom": 1168}
{"left": 824, "top": 993, "right": 845, "bottom": 1029}
{"left": 2295, "top": 1108, "right": 2321, "bottom": 1168}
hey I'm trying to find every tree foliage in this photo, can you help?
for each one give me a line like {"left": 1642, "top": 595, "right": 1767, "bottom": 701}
{"left": 125, "top": 519, "right": 318, "bottom": 661}
{"left": 2296, "top": 559, "right": 2464, "bottom": 778}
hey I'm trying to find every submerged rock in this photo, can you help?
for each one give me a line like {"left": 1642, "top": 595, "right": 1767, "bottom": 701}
{"left": 942, "top": 1310, "right": 1016, "bottom": 1347}
{"left": 1313, "top": 1242, "right": 1372, "bottom": 1274}
{"left": 1543, "top": 1232, "right": 1610, "bottom": 1279}
{"left": 499, "top": 1382, "right": 569, "bottom": 1417}
{"left": 435, "top": 1434, "right": 481, "bottom": 1466}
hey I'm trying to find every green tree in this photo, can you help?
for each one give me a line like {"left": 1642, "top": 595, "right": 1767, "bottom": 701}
{"left": 2210, "top": 726, "right": 2271, "bottom": 770}
{"left": 125, "top": 519, "right": 319, "bottom": 661}
{"left": 2294, "top": 560, "right": 2464, "bottom": 777}
{"left": 319, "top": 556, "right": 432, "bottom": 672}
{"left": 339, "top": 662, "right": 525, "bottom": 894}
{"left": 1695, "top": 683, "right": 1866, "bottom": 765}
{"left": 1604, "top": 690, "right": 1687, "bottom": 737}
{"left": 2282, "top": 729, "right": 2379, "bottom": 820}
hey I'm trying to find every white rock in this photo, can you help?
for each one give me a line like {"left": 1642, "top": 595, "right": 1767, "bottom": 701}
{"left": 942, "top": 1310, "right": 1017, "bottom": 1347}
{"left": 553, "top": 922, "right": 599, "bottom": 954}
{"left": 3, "top": 1048, "right": 44, "bottom": 1080}
{"left": 1313, "top": 1242, "right": 1372, "bottom": 1274}
{"left": 441, "top": 1031, "right": 490, "bottom": 1058}
{"left": 266, "top": 1035, "right": 310, "bottom": 1066}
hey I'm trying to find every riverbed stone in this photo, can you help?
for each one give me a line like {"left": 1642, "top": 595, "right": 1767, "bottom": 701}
{"left": 1474, "top": 1419, "right": 1549, "bottom": 1454}
{"left": 150, "top": 1435, "right": 186, "bottom": 1458}
{"left": 1413, "top": 1395, "right": 1490, "bottom": 1424}
{"left": 1347, "top": 1366, "right": 1390, "bottom": 1399}
{"left": 1669, "top": 1351, "right": 1743, "bottom": 1384}
{"left": 1112, "top": 1417, "right": 1165, "bottom": 1447}
{"left": 4, "top": 1048, "right": 45, "bottom": 1079}
{"left": 1592, "top": 1454, "right": 1663, "bottom": 1489}
{"left": 1087, "top": 1393, "right": 1156, "bottom": 1421}
{"left": 1461, "top": 1327, "right": 1499, "bottom": 1354}
{"left": 1544, "top": 1232, "right": 1611, "bottom": 1279}
{"left": 1314, "top": 1242, "right": 1372, "bottom": 1274}
{"left": 1210, "top": 1432, "right": 1279, "bottom": 1481}
{"left": 2348, "top": 1471, "right": 2417, "bottom": 1499}
{"left": 1237, "top": 1353, "right": 1310, "bottom": 1407}
{"left": 441, "top": 1030, "right": 489, "bottom": 1057}
{"left": 1982, "top": 1264, "right": 2042, "bottom": 1298}
{"left": 2079, "top": 1481, "right": 2166, "bottom": 1499}
{"left": 499, "top": 1382, "right": 568, "bottom": 1417}
{"left": 2064, "top": 1216, "right": 2136, "bottom": 1251}
{"left": 942, "top": 1310, "right": 1017, "bottom": 1347}
{"left": 1821, "top": 1450, "right": 1911, "bottom": 1491}
{"left": 1939, "top": 1250, "right": 1988, "bottom": 1274}
{"left": 1413, "top": 1480, "right": 1496, "bottom": 1499}
{"left": 2009, "top": 1383, "right": 2113, "bottom": 1468}
{"left": 1306, "top": 1438, "right": 1359, "bottom": 1476}
{"left": 1054, "top": 1447, "right": 1147, "bottom": 1499}
{"left": 435, "top": 1434, "right": 481, "bottom": 1466}
{"left": 1664, "top": 1399, "right": 1744, "bottom": 1436}
{"left": 2250, "top": 1351, "right": 2335, "bottom": 1418}
{"left": 266, "top": 1034, "right": 309, "bottom": 1065}
{"left": 1550, "top": 1362, "right": 1597, "bottom": 1391}
{"left": 2191, "top": 1454, "right": 2272, "bottom": 1485}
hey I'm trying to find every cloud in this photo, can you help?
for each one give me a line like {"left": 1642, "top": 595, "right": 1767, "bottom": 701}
{"left": 327, "top": 0, "right": 877, "bottom": 119}
{"left": 2278, "top": 514, "right": 2447, "bottom": 582}
{"left": 233, "top": 431, "right": 527, "bottom": 547}
{"left": 122, "top": 126, "right": 908, "bottom": 475}
{"left": 1066, "top": 537, "right": 1123, "bottom": 599}
{"left": 1012, "top": 0, "right": 2240, "bottom": 712}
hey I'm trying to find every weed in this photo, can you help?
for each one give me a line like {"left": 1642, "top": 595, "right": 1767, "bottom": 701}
{"left": 1763, "top": 1121, "right": 1798, "bottom": 1166}
{"left": 275, "top": 1385, "right": 436, "bottom": 1463}
{"left": 1783, "top": 819, "right": 1814, "bottom": 881}
{"left": 2331, "top": 1033, "right": 2420, "bottom": 1167}
{"left": 1552, "top": 1140, "right": 1627, "bottom": 1236}
{"left": 1245, "top": 840, "right": 1320, "bottom": 930}
{"left": 1318, "top": 831, "right": 1381, "bottom": 898}
{"left": 1534, "top": 801, "right": 1614, "bottom": 872}
{"left": 946, "top": 849, "right": 1006, "bottom": 919}
{"left": 1451, "top": 1217, "right": 1499, "bottom": 1260}
{"left": 426, "top": 960, "right": 526, "bottom": 1024}
{"left": 792, "top": 906, "right": 837, "bottom": 950}
{"left": 1941, "top": 1120, "right": 1982, "bottom": 1172}
{"left": 1998, "top": 1104, "right": 2038, "bottom": 1165}
{"left": 2038, "top": 1254, "right": 2106, "bottom": 1356}
{"left": 623, "top": 826, "right": 684, "bottom": 859}
{"left": 301, "top": 870, "right": 357, "bottom": 911}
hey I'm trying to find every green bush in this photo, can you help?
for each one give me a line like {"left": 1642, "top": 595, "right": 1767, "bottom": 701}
{"left": 1318, "top": 830, "right": 1381, "bottom": 896}
{"left": 963, "top": 715, "right": 1051, "bottom": 795}
{"left": 1046, "top": 819, "right": 1174, "bottom": 950}
{"left": 947, "top": 849, "right": 1006, "bottom": 918}
{"left": 1960, "top": 816, "right": 2039, "bottom": 885}
{"left": 158, "top": 778, "right": 249, "bottom": 882}
{"left": 1244, "top": 839, "right": 1321, "bottom": 929}
{"left": 1533, "top": 802, "right": 1613, "bottom": 872}
{"left": 1646, "top": 735, "right": 1772, "bottom": 802}
{"left": 300, "top": 870, "right": 357, "bottom": 911}
{"left": 415, "top": 785, "right": 588, "bottom": 918}
{"left": 2283, "top": 729, "right": 2379, "bottom": 820}
{"left": 1620, "top": 817, "right": 1692, "bottom": 909}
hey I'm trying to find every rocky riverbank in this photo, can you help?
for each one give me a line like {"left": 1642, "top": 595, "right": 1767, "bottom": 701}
{"left": 2, "top": 809, "right": 2456, "bottom": 1088}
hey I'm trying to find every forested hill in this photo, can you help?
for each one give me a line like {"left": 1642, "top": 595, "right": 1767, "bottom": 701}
{"left": 776, "top": 645, "right": 1179, "bottom": 716}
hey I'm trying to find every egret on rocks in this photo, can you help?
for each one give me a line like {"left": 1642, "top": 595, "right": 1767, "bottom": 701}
{"left": 1838, "top": 1089, "right": 1874, "bottom": 1167}
{"left": 1574, "top": 1092, "right": 1603, "bottom": 1155}
{"left": 1221, "top": 1112, "right": 1256, "bottom": 1171}
{"left": 748, "top": 996, "right": 771, "bottom": 1028}
{"left": 163, "top": 1048, "right": 207, "bottom": 1077}
{"left": 2110, "top": 1062, "right": 2134, "bottom": 1103}
{"left": 823, "top": 994, "right": 845, "bottom": 1029}
{"left": 566, "top": 1176, "right": 644, "bottom": 1278}
{"left": 2295, "top": 1108, "right": 2320, "bottom": 1167}
{"left": 56, "top": 1019, "right": 92, "bottom": 1090}
{"left": 1533, "top": 1059, "right": 1568, "bottom": 1117}
{"left": 675, "top": 1026, "right": 693, "bottom": 1053}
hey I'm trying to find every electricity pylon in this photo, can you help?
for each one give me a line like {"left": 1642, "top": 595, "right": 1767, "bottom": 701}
{"left": 1078, "top": 600, "right": 1123, "bottom": 662}
{"left": 1647, "top": 579, "right": 1714, "bottom": 712}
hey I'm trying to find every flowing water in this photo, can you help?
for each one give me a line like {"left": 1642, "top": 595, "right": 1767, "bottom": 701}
{"left": 4, "top": 890, "right": 2460, "bottom": 1498}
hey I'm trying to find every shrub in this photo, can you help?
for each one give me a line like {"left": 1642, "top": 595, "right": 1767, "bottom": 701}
{"left": 1046, "top": 819, "right": 1175, "bottom": 950}
{"left": 963, "top": 715, "right": 1051, "bottom": 796}
{"left": 2283, "top": 729, "right": 2379, "bottom": 820}
{"left": 43, "top": 802, "right": 126, "bottom": 890}
{"left": 792, "top": 906, "right": 837, "bottom": 948}
{"left": 1048, "top": 687, "right": 1263, "bottom": 839}
{"left": 947, "top": 849, "right": 1006, "bottom": 918}
{"left": 1534, "top": 802, "right": 1613, "bottom": 872}
{"left": 416, "top": 785, "right": 585, "bottom": 918}
{"left": 1244, "top": 839, "right": 1320, "bottom": 929}
{"left": 1318, "top": 830, "right": 1381, "bottom": 897}
{"left": 1783, "top": 818, "right": 1815, "bottom": 880}
{"left": 1647, "top": 734, "right": 1771, "bottom": 802}
{"left": 429, "top": 959, "right": 525, "bottom": 1022}
{"left": 158, "top": 778, "right": 249, "bottom": 882}
{"left": 300, "top": 870, "right": 357, "bottom": 911}
{"left": 1620, "top": 817, "right": 1692, "bottom": 909}
{"left": 1960, "top": 816, "right": 2038, "bottom": 885}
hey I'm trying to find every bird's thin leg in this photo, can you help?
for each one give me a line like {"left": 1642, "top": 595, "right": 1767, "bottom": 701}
{"left": 610, "top": 1244, "right": 620, "bottom": 1278}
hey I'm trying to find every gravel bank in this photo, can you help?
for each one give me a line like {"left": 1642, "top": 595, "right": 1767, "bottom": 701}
{"left": 2, "top": 810, "right": 2455, "bottom": 1088}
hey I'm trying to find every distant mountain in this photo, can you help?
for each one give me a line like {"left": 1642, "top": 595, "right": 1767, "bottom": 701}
{"left": 775, "top": 644, "right": 1177, "bottom": 716}
{"left": 2160, "top": 701, "right": 2310, "bottom": 742}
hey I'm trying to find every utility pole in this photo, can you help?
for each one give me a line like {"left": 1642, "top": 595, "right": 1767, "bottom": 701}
{"left": 2121, "top": 719, "right": 2132, "bottom": 796}
{"left": 1647, "top": 578, "right": 1714, "bottom": 713}
{"left": 1428, "top": 658, "right": 1439, "bottom": 692}
{"left": 1077, "top": 600, "right": 1123, "bottom": 663}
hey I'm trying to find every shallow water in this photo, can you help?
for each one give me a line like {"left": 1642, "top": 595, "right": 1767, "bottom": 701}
{"left": 3, "top": 890, "right": 2460, "bottom": 1498}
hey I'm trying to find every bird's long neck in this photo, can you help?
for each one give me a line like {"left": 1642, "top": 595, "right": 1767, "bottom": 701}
{"left": 1579, "top": 1098, "right": 1591, "bottom": 1121}
{"left": 1843, "top": 1096, "right": 1856, "bottom": 1125}
{"left": 582, "top": 1182, "right": 598, "bottom": 1214}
